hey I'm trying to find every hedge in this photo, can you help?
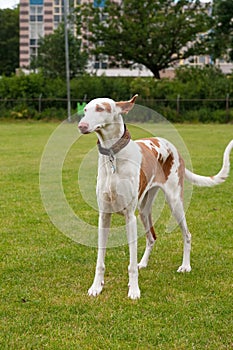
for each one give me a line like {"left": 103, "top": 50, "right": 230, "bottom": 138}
{"left": 0, "top": 66, "right": 233, "bottom": 122}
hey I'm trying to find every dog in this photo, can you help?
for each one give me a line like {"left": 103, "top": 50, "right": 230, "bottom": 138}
{"left": 78, "top": 95, "right": 233, "bottom": 299}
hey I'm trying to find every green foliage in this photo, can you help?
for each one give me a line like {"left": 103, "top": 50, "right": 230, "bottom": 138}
{"left": 35, "top": 24, "right": 88, "bottom": 79}
{"left": 130, "top": 66, "right": 231, "bottom": 100}
{"left": 0, "top": 73, "right": 67, "bottom": 100}
{"left": 209, "top": 0, "right": 233, "bottom": 61}
{"left": 70, "top": 75, "right": 134, "bottom": 100}
{"left": 175, "top": 65, "right": 230, "bottom": 98}
{"left": 0, "top": 73, "right": 43, "bottom": 99}
{"left": 129, "top": 66, "right": 233, "bottom": 123}
{"left": 77, "top": 0, "right": 212, "bottom": 78}
{"left": 0, "top": 7, "right": 19, "bottom": 76}
{"left": 0, "top": 66, "right": 233, "bottom": 122}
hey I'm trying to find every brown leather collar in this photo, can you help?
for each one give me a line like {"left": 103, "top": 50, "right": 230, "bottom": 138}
{"left": 97, "top": 124, "right": 131, "bottom": 157}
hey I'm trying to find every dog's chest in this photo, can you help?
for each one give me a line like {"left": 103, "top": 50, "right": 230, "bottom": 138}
{"left": 96, "top": 154, "right": 141, "bottom": 212}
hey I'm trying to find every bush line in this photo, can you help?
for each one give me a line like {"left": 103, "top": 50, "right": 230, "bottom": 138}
{"left": 0, "top": 66, "right": 233, "bottom": 122}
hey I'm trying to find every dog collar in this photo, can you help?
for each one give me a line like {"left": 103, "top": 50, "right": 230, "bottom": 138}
{"left": 97, "top": 124, "right": 131, "bottom": 173}
{"left": 97, "top": 124, "right": 131, "bottom": 156}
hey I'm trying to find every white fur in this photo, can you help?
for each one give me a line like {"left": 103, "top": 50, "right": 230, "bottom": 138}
{"left": 185, "top": 140, "right": 233, "bottom": 186}
{"left": 78, "top": 96, "right": 233, "bottom": 299}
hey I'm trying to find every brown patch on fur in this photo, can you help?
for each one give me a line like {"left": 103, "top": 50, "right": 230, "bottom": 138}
{"left": 137, "top": 138, "right": 174, "bottom": 199}
{"left": 116, "top": 95, "right": 138, "bottom": 114}
{"left": 102, "top": 102, "right": 112, "bottom": 113}
{"left": 160, "top": 153, "right": 174, "bottom": 181}
{"left": 138, "top": 166, "right": 148, "bottom": 199}
{"left": 115, "top": 101, "right": 132, "bottom": 114}
{"left": 95, "top": 103, "right": 112, "bottom": 113}
{"left": 148, "top": 138, "right": 160, "bottom": 149}
{"left": 148, "top": 213, "right": 157, "bottom": 240}
{"left": 139, "top": 210, "right": 157, "bottom": 240}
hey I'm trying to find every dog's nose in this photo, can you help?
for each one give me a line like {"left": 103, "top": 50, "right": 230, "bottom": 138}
{"left": 78, "top": 122, "right": 89, "bottom": 134}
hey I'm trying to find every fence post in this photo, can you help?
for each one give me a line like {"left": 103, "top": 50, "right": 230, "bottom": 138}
{"left": 39, "top": 94, "right": 42, "bottom": 113}
{"left": 177, "top": 94, "right": 180, "bottom": 116}
{"left": 226, "top": 93, "right": 229, "bottom": 123}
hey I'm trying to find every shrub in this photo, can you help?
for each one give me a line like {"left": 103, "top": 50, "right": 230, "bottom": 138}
{"left": 0, "top": 67, "right": 232, "bottom": 122}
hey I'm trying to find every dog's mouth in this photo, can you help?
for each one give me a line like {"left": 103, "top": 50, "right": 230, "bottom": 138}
{"left": 79, "top": 124, "right": 105, "bottom": 134}
{"left": 94, "top": 124, "right": 105, "bottom": 132}
{"left": 79, "top": 129, "right": 90, "bottom": 134}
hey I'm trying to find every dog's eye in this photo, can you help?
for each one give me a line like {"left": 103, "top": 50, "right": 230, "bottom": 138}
{"left": 96, "top": 104, "right": 105, "bottom": 112}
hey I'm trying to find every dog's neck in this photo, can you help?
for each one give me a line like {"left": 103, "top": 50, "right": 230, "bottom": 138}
{"left": 95, "top": 114, "right": 125, "bottom": 149}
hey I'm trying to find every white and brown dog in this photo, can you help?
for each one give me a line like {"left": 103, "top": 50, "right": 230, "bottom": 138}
{"left": 78, "top": 95, "right": 233, "bottom": 299}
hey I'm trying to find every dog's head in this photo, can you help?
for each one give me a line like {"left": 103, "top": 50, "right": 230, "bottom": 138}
{"left": 78, "top": 95, "right": 138, "bottom": 134}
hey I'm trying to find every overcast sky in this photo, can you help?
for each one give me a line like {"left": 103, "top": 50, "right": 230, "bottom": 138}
{"left": 0, "top": 0, "right": 19, "bottom": 9}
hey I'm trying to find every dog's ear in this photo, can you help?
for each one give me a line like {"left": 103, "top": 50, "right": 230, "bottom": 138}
{"left": 116, "top": 94, "right": 138, "bottom": 114}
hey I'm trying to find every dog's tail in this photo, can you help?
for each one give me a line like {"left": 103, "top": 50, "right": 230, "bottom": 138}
{"left": 185, "top": 140, "right": 233, "bottom": 187}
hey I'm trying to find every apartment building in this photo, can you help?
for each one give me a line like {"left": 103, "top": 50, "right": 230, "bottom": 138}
{"left": 19, "top": 0, "right": 154, "bottom": 76}
{"left": 19, "top": 0, "right": 233, "bottom": 76}
{"left": 19, "top": 0, "right": 78, "bottom": 68}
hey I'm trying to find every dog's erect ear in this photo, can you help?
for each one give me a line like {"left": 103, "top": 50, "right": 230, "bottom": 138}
{"left": 116, "top": 94, "right": 138, "bottom": 114}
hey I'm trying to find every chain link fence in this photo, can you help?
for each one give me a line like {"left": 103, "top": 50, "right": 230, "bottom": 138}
{"left": 0, "top": 96, "right": 232, "bottom": 122}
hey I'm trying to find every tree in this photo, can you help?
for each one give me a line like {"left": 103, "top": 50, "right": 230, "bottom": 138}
{"left": 0, "top": 7, "right": 19, "bottom": 76}
{"left": 209, "top": 0, "right": 233, "bottom": 62}
{"left": 35, "top": 24, "right": 88, "bottom": 79}
{"left": 77, "top": 0, "right": 212, "bottom": 79}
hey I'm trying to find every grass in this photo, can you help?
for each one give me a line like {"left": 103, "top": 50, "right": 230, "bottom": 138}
{"left": 0, "top": 121, "right": 233, "bottom": 349}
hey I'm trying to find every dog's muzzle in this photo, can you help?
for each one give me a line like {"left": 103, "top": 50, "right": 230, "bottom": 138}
{"left": 78, "top": 122, "right": 89, "bottom": 134}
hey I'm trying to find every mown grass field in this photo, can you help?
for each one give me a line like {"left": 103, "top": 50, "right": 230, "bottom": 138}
{"left": 0, "top": 121, "right": 233, "bottom": 349}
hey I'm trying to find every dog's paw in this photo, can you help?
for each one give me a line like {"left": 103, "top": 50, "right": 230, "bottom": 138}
{"left": 177, "top": 265, "right": 191, "bottom": 273}
{"left": 128, "top": 286, "right": 141, "bottom": 300}
{"left": 138, "top": 261, "right": 147, "bottom": 269}
{"left": 88, "top": 282, "right": 104, "bottom": 297}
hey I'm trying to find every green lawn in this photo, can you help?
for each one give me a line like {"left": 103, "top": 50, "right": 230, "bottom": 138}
{"left": 0, "top": 122, "right": 232, "bottom": 350}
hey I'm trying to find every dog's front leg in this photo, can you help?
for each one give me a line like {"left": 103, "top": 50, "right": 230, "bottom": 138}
{"left": 126, "top": 212, "right": 140, "bottom": 300}
{"left": 88, "top": 212, "right": 111, "bottom": 297}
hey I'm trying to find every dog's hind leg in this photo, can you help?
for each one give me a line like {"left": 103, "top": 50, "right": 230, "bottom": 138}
{"left": 138, "top": 187, "right": 159, "bottom": 269}
{"left": 165, "top": 189, "right": 192, "bottom": 273}
{"left": 175, "top": 206, "right": 191, "bottom": 272}
{"left": 88, "top": 212, "right": 111, "bottom": 297}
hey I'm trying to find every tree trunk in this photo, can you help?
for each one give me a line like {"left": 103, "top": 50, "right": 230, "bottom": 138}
{"left": 153, "top": 70, "right": 161, "bottom": 79}
{"left": 148, "top": 66, "right": 161, "bottom": 79}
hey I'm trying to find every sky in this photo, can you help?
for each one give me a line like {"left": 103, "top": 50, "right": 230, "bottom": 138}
{"left": 0, "top": 0, "right": 19, "bottom": 9}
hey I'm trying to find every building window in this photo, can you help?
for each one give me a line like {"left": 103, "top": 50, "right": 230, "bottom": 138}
{"left": 198, "top": 56, "right": 206, "bottom": 64}
{"left": 30, "top": 23, "right": 43, "bottom": 39}
{"left": 54, "top": 15, "right": 61, "bottom": 22}
{"left": 30, "top": 39, "right": 38, "bottom": 46}
{"left": 30, "top": 6, "right": 43, "bottom": 22}
{"left": 37, "top": 6, "right": 43, "bottom": 14}
{"left": 30, "top": 6, "right": 36, "bottom": 14}
{"left": 30, "top": 47, "right": 37, "bottom": 55}
{"left": 94, "top": 54, "right": 108, "bottom": 69}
